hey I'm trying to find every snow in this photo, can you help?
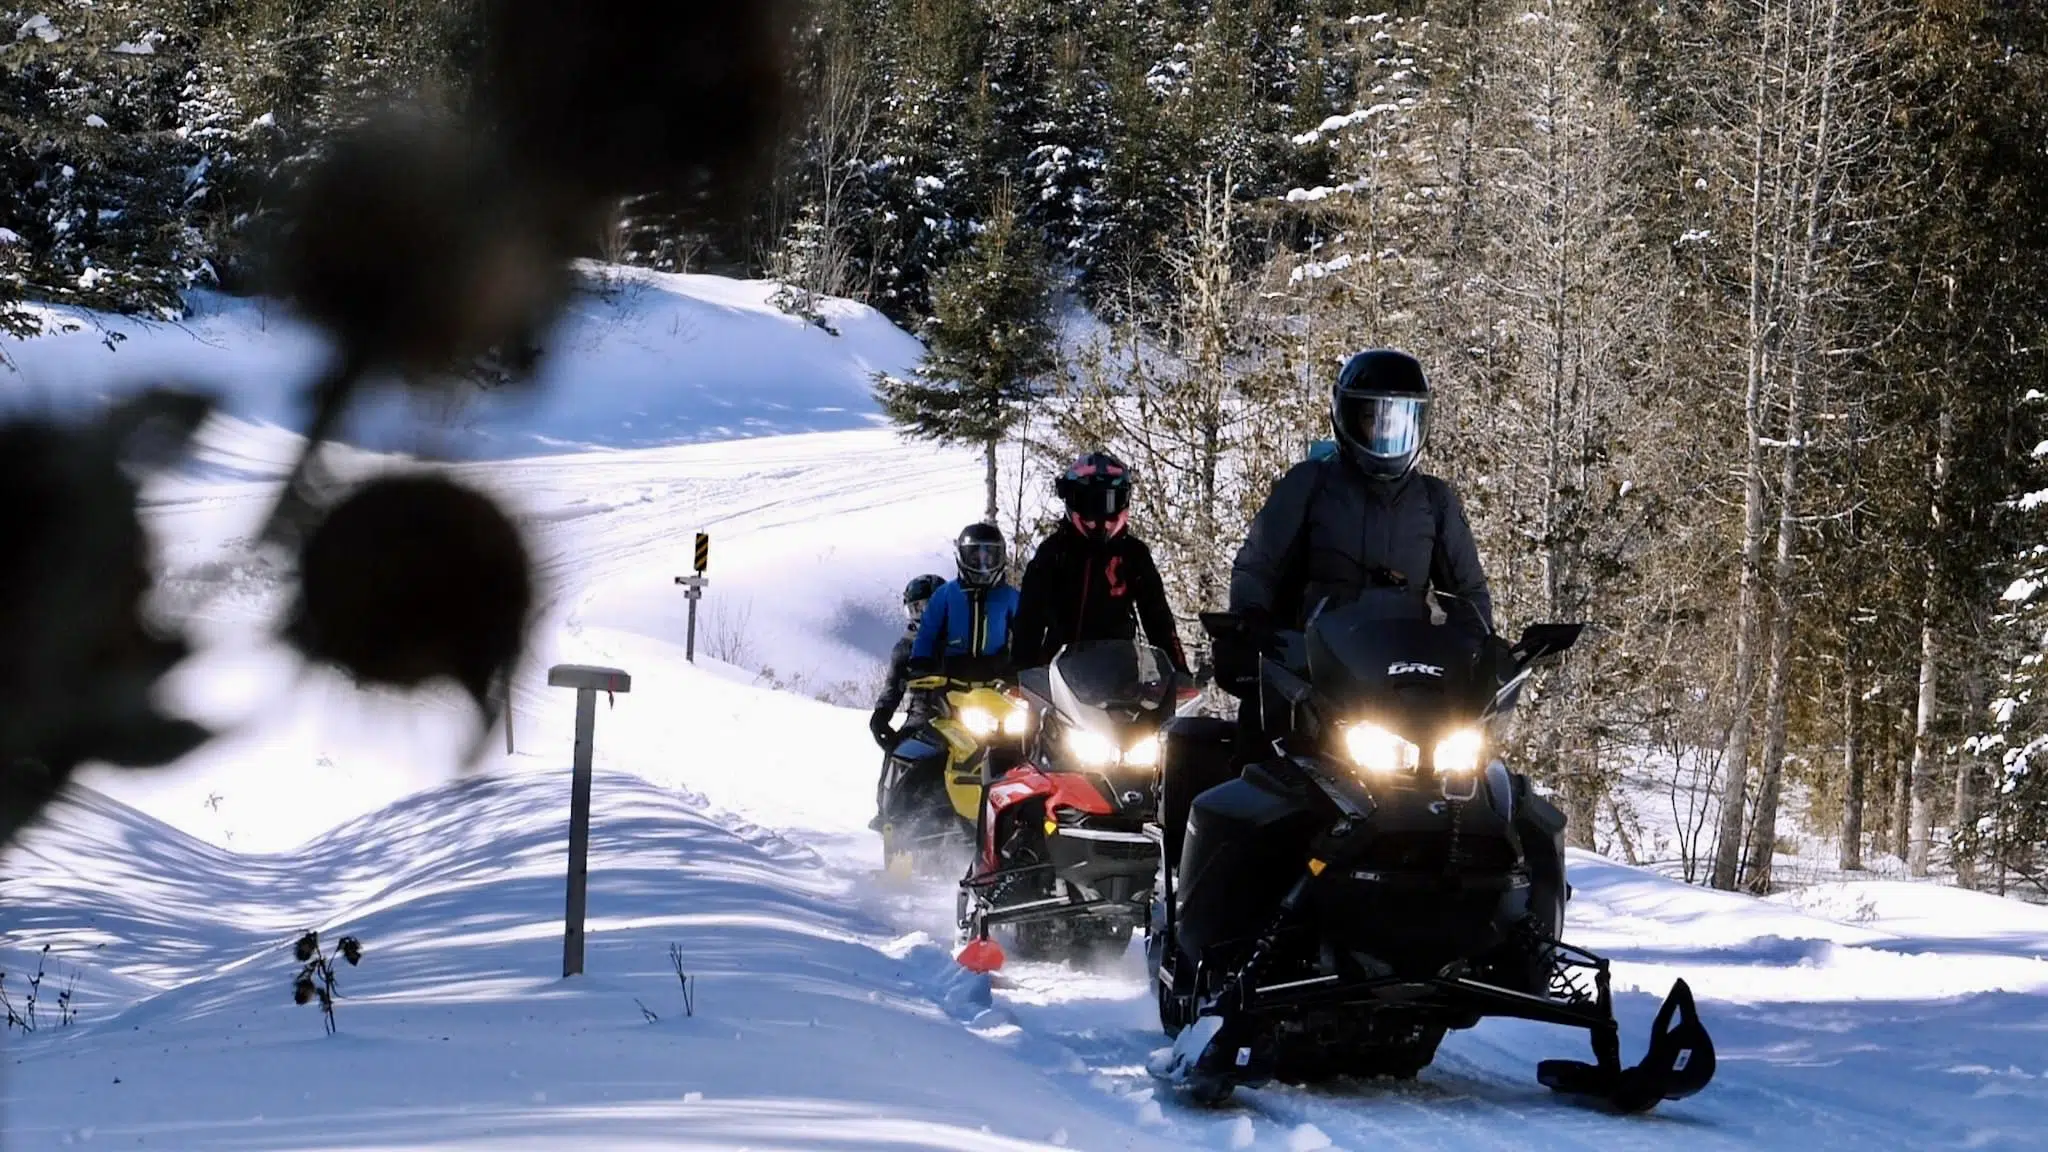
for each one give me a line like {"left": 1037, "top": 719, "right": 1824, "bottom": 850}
{"left": 17, "top": 13, "right": 59, "bottom": 42}
{"left": 83, "top": 113, "right": 108, "bottom": 129}
{"left": 6, "top": 276, "right": 2048, "bottom": 1148}
{"left": 2, "top": 265, "right": 925, "bottom": 461}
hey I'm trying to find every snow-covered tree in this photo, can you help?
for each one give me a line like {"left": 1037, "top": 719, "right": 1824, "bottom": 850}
{"left": 876, "top": 186, "right": 1057, "bottom": 521}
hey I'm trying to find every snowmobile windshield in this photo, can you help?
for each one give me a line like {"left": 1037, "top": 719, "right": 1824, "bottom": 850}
{"left": 1050, "top": 639, "right": 1175, "bottom": 722}
{"left": 1337, "top": 393, "right": 1426, "bottom": 460}
{"left": 1303, "top": 599, "right": 1489, "bottom": 730}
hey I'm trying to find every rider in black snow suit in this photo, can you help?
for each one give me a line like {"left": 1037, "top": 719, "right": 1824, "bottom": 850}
{"left": 1166, "top": 349, "right": 1496, "bottom": 863}
{"left": 1011, "top": 452, "right": 1190, "bottom": 674}
{"left": 868, "top": 573, "right": 945, "bottom": 829}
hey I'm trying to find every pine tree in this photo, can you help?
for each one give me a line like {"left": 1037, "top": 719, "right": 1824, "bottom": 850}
{"left": 875, "top": 186, "right": 1056, "bottom": 521}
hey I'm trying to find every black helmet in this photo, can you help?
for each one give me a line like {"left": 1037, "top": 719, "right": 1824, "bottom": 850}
{"left": 903, "top": 573, "right": 945, "bottom": 625}
{"left": 1055, "top": 451, "right": 1134, "bottom": 541}
{"left": 955, "top": 522, "right": 1006, "bottom": 587}
{"left": 1332, "top": 348, "right": 1430, "bottom": 480}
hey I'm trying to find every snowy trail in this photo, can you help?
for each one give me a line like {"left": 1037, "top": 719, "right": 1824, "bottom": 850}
{"left": 6, "top": 272, "right": 2048, "bottom": 1147}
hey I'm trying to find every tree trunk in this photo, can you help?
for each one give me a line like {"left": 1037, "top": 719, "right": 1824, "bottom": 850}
{"left": 1839, "top": 646, "right": 1864, "bottom": 871}
{"left": 1711, "top": 27, "right": 1779, "bottom": 890}
{"left": 1741, "top": 357, "right": 1810, "bottom": 894}
{"left": 1909, "top": 403, "right": 1951, "bottom": 876}
{"left": 1954, "top": 665, "right": 1985, "bottom": 887}
{"left": 983, "top": 438, "right": 999, "bottom": 524}
{"left": 1711, "top": 295, "right": 1770, "bottom": 888}
{"left": 1890, "top": 711, "right": 1910, "bottom": 861}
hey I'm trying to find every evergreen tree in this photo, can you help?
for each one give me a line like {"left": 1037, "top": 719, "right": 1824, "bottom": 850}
{"left": 875, "top": 186, "right": 1056, "bottom": 521}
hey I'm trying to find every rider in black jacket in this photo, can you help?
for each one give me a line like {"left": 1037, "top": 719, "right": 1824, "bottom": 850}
{"left": 1165, "top": 349, "right": 1495, "bottom": 864}
{"left": 867, "top": 573, "right": 945, "bottom": 828}
{"left": 1228, "top": 350, "right": 1491, "bottom": 640}
{"left": 1011, "top": 452, "right": 1190, "bottom": 674}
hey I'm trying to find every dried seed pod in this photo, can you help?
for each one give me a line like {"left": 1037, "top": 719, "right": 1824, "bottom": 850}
{"left": 294, "top": 977, "right": 316, "bottom": 1006}
{"left": 474, "top": 0, "right": 792, "bottom": 212}
{"left": 339, "top": 936, "right": 363, "bottom": 966}
{"left": 295, "top": 932, "right": 319, "bottom": 963}
{"left": 270, "top": 108, "right": 571, "bottom": 383}
{"left": 0, "top": 390, "right": 216, "bottom": 847}
{"left": 284, "top": 473, "right": 533, "bottom": 725}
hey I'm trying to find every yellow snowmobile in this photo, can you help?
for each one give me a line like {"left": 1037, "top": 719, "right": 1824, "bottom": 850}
{"left": 878, "top": 674, "right": 1032, "bottom": 878}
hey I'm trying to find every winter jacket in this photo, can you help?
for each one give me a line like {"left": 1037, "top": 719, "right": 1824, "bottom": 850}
{"left": 1228, "top": 456, "right": 1493, "bottom": 634}
{"left": 1011, "top": 523, "right": 1189, "bottom": 673}
{"left": 911, "top": 579, "right": 1020, "bottom": 672}
{"left": 869, "top": 628, "right": 938, "bottom": 741}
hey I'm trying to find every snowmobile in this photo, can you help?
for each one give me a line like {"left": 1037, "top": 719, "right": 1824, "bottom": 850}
{"left": 1150, "top": 596, "right": 1716, "bottom": 1112}
{"left": 953, "top": 640, "right": 1200, "bottom": 970}
{"left": 878, "top": 660, "right": 1032, "bottom": 879}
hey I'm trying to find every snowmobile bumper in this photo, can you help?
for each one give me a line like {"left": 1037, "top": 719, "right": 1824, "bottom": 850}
{"left": 961, "top": 859, "right": 1151, "bottom": 933}
{"left": 1165, "top": 939, "right": 1716, "bottom": 1113}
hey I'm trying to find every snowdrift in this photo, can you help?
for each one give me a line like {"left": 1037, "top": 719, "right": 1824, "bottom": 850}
{"left": 1, "top": 778, "right": 1178, "bottom": 1151}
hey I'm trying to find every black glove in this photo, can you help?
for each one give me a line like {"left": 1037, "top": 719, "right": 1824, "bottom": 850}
{"left": 869, "top": 713, "right": 897, "bottom": 750}
{"left": 1210, "top": 608, "right": 1276, "bottom": 698}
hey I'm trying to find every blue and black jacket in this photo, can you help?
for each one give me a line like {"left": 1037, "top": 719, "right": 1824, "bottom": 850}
{"left": 911, "top": 578, "right": 1020, "bottom": 678}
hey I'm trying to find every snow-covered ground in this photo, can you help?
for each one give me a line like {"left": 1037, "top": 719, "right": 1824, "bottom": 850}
{"left": 6, "top": 273, "right": 2048, "bottom": 1149}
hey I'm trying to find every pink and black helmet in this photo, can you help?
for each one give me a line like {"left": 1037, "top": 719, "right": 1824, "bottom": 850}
{"left": 1056, "top": 452, "right": 1134, "bottom": 541}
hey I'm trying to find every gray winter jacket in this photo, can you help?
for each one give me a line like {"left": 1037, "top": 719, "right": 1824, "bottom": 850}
{"left": 1228, "top": 457, "right": 1494, "bottom": 633}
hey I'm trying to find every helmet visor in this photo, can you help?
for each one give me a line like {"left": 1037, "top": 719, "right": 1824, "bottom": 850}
{"left": 959, "top": 542, "right": 1005, "bottom": 580}
{"left": 1069, "top": 480, "right": 1131, "bottom": 520}
{"left": 904, "top": 597, "right": 930, "bottom": 624}
{"left": 1340, "top": 394, "right": 1426, "bottom": 459}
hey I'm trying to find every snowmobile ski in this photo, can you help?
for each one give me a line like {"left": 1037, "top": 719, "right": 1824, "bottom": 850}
{"left": 1537, "top": 978, "right": 1717, "bottom": 1113}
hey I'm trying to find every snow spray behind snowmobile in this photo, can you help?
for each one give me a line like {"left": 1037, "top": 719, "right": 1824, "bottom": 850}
{"left": 878, "top": 662, "right": 1031, "bottom": 879}
{"left": 1150, "top": 597, "right": 1716, "bottom": 1112}
{"left": 954, "top": 640, "right": 1201, "bottom": 971}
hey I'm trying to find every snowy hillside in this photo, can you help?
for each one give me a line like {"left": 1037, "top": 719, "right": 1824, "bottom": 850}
{"left": 6, "top": 278, "right": 2048, "bottom": 1149}
{"left": 0, "top": 264, "right": 925, "bottom": 459}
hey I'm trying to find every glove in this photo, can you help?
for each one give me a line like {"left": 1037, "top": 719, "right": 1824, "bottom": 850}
{"left": 869, "top": 713, "right": 897, "bottom": 749}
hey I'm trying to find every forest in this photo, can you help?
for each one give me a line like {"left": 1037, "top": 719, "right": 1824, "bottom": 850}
{"left": 6, "top": 0, "right": 2048, "bottom": 896}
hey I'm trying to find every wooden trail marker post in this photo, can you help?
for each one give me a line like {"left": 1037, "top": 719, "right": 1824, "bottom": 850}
{"left": 548, "top": 663, "right": 631, "bottom": 978}
{"left": 676, "top": 531, "right": 710, "bottom": 662}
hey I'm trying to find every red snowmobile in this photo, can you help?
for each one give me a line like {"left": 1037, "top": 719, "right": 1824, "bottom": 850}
{"left": 955, "top": 639, "right": 1200, "bottom": 971}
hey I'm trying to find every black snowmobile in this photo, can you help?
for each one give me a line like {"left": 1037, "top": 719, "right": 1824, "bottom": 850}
{"left": 1149, "top": 597, "right": 1716, "bottom": 1111}
{"left": 954, "top": 639, "right": 1198, "bottom": 970}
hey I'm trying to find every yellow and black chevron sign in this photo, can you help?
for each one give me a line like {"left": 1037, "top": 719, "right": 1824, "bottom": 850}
{"left": 694, "top": 532, "right": 710, "bottom": 573}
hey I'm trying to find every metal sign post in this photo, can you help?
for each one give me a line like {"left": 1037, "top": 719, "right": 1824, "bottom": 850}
{"left": 548, "top": 663, "right": 632, "bottom": 978}
{"left": 677, "top": 532, "right": 710, "bottom": 662}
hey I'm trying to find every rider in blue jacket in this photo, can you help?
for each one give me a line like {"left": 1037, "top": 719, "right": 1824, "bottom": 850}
{"left": 869, "top": 524, "right": 1018, "bottom": 831}
{"left": 910, "top": 522, "right": 1020, "bottom": 681}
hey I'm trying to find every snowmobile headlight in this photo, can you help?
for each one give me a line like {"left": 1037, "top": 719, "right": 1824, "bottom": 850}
{"left": 1433, "top": 728, "right": 1485, "bottom": 776}
{"left": 1123, "top": 734, "right": 1163, "bottom": 769}
{"left": 960, "top": 707, "right": 999, "bottom": 738}
{"left": 1343, "top": 722, "right": 1419, "bottom": 775}
{"left": 1001, "top": 702, "right": 1032, "bottom": 737}
{"left": 1065, "top": 727, "right": 1121, "bottom": 767}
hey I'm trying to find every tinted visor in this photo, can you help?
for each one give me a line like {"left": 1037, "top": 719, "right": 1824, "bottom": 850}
{"left": 1070, "top": 480, "right": 1131, "bottom": 521}
{"left": 1339, "top": 394, "right": 1426, "bottom": 459}
{"left": 959, "top": 542, "right": 1005, "bottom": 579}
